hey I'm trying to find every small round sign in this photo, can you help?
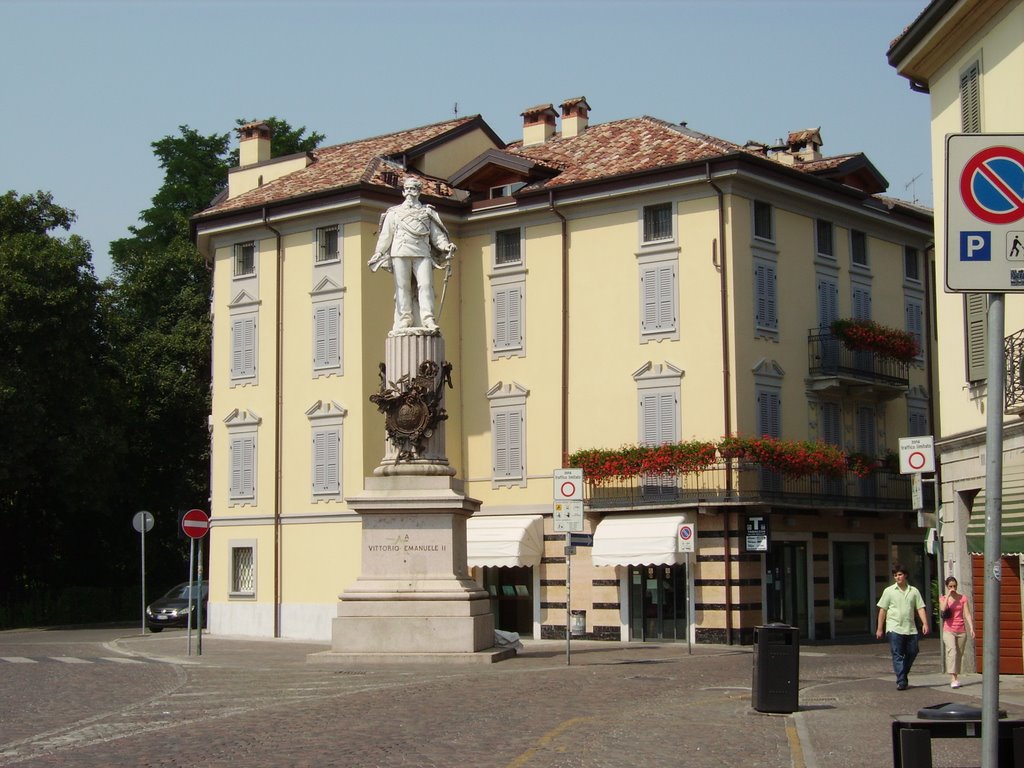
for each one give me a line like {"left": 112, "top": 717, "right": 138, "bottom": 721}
{"left": 559, "top": 480, "right": 577, "bottom": 498}
{"left": 908, "top": 451, "right": 927, "bottom": 471}
{"left": 679, "top": 525, "right": 693, "bottom": 541}
{"left": 132, "top": 511, "right": 154, "bottom": 533}
{"left": 181, "top": 509, "right": 210, "bottom": 539}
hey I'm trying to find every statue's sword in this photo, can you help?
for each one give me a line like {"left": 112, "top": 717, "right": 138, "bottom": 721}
{"left": 437, "top": 252, "right": 453, "bottom": 319}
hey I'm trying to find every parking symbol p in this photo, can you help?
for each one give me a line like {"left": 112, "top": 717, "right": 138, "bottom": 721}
{"left": 961, "top": 231, "right": 991, "bottom": 261}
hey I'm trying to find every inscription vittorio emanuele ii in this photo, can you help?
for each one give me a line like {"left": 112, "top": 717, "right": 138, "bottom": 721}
{"left": 367, "top": 534, "right": 446, "bottom": 553}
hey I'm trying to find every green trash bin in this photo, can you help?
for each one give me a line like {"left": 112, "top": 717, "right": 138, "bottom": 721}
{"left": 752, "top": 623, "right": 799, "bottom": 713}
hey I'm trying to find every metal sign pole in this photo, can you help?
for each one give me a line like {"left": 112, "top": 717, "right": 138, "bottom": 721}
{"left": 140, "top": 521, "right": 146, "bottom": 636}
{"left": 566, "top": 543, "right": 572, "bottom": 666}
{"left": 187, "top": 538, "right": 195, "bottom": 657}
{"left": 197, "top": 537, "right": 204, "bottom": 656}
{"left": 686, "top": 551, "right": 692, "bottom": 655}
{"left": 982, "top": 293, "right": 1005, "bottom": 768}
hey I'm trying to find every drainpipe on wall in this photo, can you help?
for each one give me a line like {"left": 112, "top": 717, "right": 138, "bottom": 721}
{"left": 549, "top": 191, "right": 570, "bottom": 467}
{"left": 263, "top": 207, "right": 284, "bottom": 639}
{"left": 707, "top": 164, "right": 734, "bottom": 645}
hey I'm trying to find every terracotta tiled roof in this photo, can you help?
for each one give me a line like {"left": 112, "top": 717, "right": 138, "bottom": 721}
{"left": 196, "top": 116, "right": 479, "bottom": 218}
{"left": 503, "top": 116, "right": 747, "bottom": 189}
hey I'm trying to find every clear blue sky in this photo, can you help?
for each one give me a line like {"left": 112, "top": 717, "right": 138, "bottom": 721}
{"left": 1, "top": 0, "right": 932, "bottom": 280}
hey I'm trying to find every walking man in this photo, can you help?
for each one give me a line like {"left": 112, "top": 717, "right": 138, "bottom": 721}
{"left": 876, "top": 564, "right": 929, "bottom": 690}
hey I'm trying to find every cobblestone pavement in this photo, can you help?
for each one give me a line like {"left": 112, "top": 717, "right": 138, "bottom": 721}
{"left": 2, "top": 629, "right": 1023, "bottom": 768}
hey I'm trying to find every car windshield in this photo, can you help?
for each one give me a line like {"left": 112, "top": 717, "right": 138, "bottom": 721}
{"left": 165, "top": 583, "right": 208, "bottom": 599}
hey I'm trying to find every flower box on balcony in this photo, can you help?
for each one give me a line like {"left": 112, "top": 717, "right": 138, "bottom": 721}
{"left": 829, "top": 318, "right": 920, "bottom": 363}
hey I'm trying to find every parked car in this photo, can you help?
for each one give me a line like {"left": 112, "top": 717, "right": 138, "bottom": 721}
{"left": 145, "top": 581, "right": 208, "bottom": 632}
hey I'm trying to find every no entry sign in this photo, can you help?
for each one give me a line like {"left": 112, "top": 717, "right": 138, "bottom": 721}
{"left": 181, "top": 509, "right": 210, "bottom": 539}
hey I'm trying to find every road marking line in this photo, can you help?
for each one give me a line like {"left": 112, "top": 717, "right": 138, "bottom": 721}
{"left": 0, "top": 657, "right": 36, "bottom": 663}
{"left": 100, "top": 657, "right": 146, "bottom": 664}
{"left": 50, "top": 657, "right": 92, "bottom": 664}
{"left": 505, "top": 716, "right": 595, "bottom": 768}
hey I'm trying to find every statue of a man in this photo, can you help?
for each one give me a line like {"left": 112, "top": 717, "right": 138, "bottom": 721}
{"left": 368, "top": 177, "right": 456, "bottom": 332}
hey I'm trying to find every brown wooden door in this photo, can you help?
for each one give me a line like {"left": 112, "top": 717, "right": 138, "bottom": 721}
{"left": 972, "top": 555, "right": 1023, "bottom": 674}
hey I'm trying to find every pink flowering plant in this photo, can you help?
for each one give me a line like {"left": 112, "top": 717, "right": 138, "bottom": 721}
{"left": 829, "top": 318, "right": 920, "bottom": 362}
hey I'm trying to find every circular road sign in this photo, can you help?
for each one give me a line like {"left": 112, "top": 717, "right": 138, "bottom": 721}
{"left": 960, "top": 146, "right": 1024, "bottom": 225}
{"left": 132, "top": 510, "right": 154, "bottom": 533}
{"left": 181, "top": 509, "right": 210, "bottom": 539}
{"left": 559, "top": 480, "right": 578, "bottom": 498}
{"left": 907, "top": 451, "right": 928, "bottom": 471}
{"left": 679, "top": 524, "right": 693, "bottom": 542}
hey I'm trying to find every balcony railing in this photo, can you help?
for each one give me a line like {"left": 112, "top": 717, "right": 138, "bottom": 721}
{"left": 585, "top": 461, "right": 910, "bottom": 512}
{"left": 807, "top": 330, "right": 909, "bottom": 388}
{"left": 1006, "top": 328, "right": 1024, "bottom": 413}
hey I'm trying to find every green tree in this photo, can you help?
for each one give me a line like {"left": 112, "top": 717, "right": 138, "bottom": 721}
{"left": 0, "top": 191, "right": 126, "bottom": 621}
{"left": 106, "top": 119, "right": 325, "bottom": 587}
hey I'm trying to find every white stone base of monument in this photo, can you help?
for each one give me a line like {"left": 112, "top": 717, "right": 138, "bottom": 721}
{"left": 315, "top": 475, "right": 511, "bottom": 664}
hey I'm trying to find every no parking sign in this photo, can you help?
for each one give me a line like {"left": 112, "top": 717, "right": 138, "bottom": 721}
{"left": 945, "top": 134, "right": 1024, "bottom": 292}
{"left": 678, "top": 523, "right": 695, "bottom": 553}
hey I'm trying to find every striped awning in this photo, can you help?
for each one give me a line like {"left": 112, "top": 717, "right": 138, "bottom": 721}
{"left": 966, "top": 472, "right": 1024, "bottom": 555}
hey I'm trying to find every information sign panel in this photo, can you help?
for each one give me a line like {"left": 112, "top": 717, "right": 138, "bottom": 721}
{"left": 553, "top": 501, "right": 585, "bottom": 532}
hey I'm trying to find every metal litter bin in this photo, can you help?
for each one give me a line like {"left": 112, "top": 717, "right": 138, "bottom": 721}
{"left": 752, "top": 623, "right": 799, "bottom": 713}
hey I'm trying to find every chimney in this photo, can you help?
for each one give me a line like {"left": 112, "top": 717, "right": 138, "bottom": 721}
{"left": 238, "top": 120, "right": 273, "bottom": 167}
{"left": 521, "top": 104, "right": 558, "bottom": 146}
{"left": 560, "top": 97, "right": 590, "bottom": 139}
{"left": 785, "top": 128, "right": 823, "bottom": 163}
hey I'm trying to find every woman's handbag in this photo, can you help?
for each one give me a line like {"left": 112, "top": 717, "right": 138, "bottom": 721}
{"left": 941, "top": 602, "right": 953, "bottom": 620}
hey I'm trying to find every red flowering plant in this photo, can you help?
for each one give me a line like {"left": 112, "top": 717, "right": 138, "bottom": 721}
{"left": 829, "top": 318, "right": 920, "bottom": 362}
{"left": 717, "top": 435, "right": 848, "bottom": 478}
{"left": 568, "top": 441, "right": 718, "bottom": 485}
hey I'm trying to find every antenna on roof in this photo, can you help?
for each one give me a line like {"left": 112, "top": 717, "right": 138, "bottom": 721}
{"left": 904, "top": 172, "right": 923, "bottom": 205}
{"left": 453, "top": 102, "right": 458, "bottom": 118}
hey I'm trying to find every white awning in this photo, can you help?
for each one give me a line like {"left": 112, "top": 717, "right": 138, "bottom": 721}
{"left": 467, "top": 515, "right": 545, "bottom": 568}
{"left": 592, "top": 513, "right": 688, "bottom": 567}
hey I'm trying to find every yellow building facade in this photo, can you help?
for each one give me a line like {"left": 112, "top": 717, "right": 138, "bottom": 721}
{"left": 890, "top": 0, "right": 1024, "bottom": 672}
{"left": 195, "top": 103, "right": 934, "bottom": 644}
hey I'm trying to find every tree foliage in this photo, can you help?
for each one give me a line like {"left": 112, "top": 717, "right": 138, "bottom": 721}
{"left": 0, "top": 117, "right": 326, "bottom": 626}
{"left": 0, "top": 191, "right": 125, "bottom": 612}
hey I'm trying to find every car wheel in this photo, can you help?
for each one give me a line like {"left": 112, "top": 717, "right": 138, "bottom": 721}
{"left": 148, "top": 626, "right": 163, "bottom": 633}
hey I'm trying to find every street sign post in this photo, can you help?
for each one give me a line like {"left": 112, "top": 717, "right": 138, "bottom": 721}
{"left": 132, "top": 511, "right": 154, "bottom": 636}
{"left": 180, "top": 509, "right": 209, "bottom": 656}
{"left": 554, "top": 468, "right": 585, "bottom": 666}
{"left": 945, "top": 135, "right": 1021, "bottom": 765}
{"left": 945, "top": 134, "right": 1024, "bottom": 292}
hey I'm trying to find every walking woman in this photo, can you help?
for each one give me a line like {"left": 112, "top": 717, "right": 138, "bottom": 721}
{"left": 939, "top": 575, "right": 976, "bottom": 688}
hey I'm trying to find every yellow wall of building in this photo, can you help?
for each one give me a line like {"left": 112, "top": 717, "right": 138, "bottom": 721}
{"left": 927, "top": 0, "right": 1024, "bottom": 437}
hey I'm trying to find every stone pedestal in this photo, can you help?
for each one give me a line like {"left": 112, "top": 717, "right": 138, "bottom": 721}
{"left": 374, "top": 331, "right": 455, "bottom": 477}
{"left": 313, "top": 331, "right": 510, "bottom": 665}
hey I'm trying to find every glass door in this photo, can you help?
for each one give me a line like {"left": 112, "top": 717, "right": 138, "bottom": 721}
{"left": 629, "top": 564, "right": 688, "bottom": 641}
{"left": 833, "top": 541, "right": 872, "bottom": 636}
{"left": 766, "top": 541, "right": 809, "bottom": 638}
